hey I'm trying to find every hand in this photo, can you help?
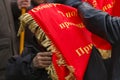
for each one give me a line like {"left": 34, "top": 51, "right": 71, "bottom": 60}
{"left": 17, "top": 0, "right": 31, "bottom": 9}
{"left": 32, "top": 52, "right": 52, "bottom": 68}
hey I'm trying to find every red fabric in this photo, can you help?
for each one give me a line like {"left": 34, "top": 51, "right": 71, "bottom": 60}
{"left": 28, "top": 4, "right": 92, "bottom": 80}
{"left": 112, "top": 0, "right": 120, "bottom": 16}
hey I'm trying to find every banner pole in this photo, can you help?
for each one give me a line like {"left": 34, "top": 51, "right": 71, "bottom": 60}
{"left": 19, "top": 7, "right": 26, "bottom": 54}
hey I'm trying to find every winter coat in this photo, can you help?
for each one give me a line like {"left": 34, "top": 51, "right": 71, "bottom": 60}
{"left": 0, "top": 0, "right": 18, "bottom": 80}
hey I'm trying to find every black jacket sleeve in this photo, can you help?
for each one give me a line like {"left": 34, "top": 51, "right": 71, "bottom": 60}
{"left": 77, "top": 2, "right": 120, "bottom": 45}
{"left": 6, "top": 38, "right": 50, "bottom": 80}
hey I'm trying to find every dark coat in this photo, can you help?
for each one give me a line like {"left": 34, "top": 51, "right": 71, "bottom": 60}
{"left": 77, "top": 2, "right": 120, "bottom": 80}
{"left": 6, "top": 1, "right": 52, "bottom": 80}
{"left": 6, "top": 1, "right": 51, "bottom": 80}
{"left": 6, "top": 37, "right": 51, "bottom": 80}
{"left": 0, "top": 0, "right": 18, "bottom": 80}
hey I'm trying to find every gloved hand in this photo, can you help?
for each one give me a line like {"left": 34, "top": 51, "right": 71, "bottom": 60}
{"left": 53, "top": 0, "right": 82, "bottom": 8}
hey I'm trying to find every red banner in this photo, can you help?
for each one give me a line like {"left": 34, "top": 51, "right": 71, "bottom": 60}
{"left": 26, "top": 0, "right": 119, "bottom": 79}
{"left": 29, "top": 4, "right": 92, "bottom": 80}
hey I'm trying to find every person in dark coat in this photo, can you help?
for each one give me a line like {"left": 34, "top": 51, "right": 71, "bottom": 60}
{"left": 0, "top": 0, "right": 19, "bottom": 80}
{"left": 6, "top": 0, "right": 52, "bottom": 80}
{"left": 6, "top": 38, "right": 52, "bottom": 80}
{"left": 54, "top": 0, "right": 120, "bottom": 80}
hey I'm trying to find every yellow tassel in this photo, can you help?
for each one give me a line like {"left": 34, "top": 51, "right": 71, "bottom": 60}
{"left": 98, "top": 48, "right": 111, "bottom": 59}
{"left": 46, "top": 64, "right": 58, "bottom": 80}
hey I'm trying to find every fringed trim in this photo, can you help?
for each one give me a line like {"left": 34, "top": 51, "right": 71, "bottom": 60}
{"left": 36, "top": 29, "right": 59, "bottom": 80}
{"left": 45, "top": 43, "right": 59, "bottom": 80}
{"left": 47, "top": 44, "right": 76, "bottom": 80}
{"left": 46, "top": 64, "right": 58, "bottom": 80}
{"left": 65, "top": 66, "right": 76, "bottom": 80}
{"left": 98, "top": 48, "right": 111, "bottom": 59}
{"left": 17, "top": 13, "right": 39, "bottom": 36}
{"left": 18, "top": 13, "right": 48, "bottom": 45}
{"left": 57, "top": 54, "right": 66, "bottom": 66}
{"left": 35, "top": 27, "right": 46, "bottom": 43}
{"left": 55, "top": 49, "right": 76, "bottom": 80}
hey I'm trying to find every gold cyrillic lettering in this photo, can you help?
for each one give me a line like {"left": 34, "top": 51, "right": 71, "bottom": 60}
{"left": 59, "top": 22, "right": 84, "bottom": 29}
{"left": 76, "top": 48, "right": 85, "bottom": 56}
{"left": 66, "top": 11, "right": 77, "bottom": 18}
{"left": 102, "top": 3, "right": 114, "bottom": 11}
{"left": 75, "top": 43, "right": 93, "bottom": 56}
{"left": 57, "top": 11, "right": 65, "bottom": 17}
{"left": 83, "top": 46, "right": 90, "bottom": 54}
{"left": 31, "top": 4, "right": 59, "bottom": 12}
